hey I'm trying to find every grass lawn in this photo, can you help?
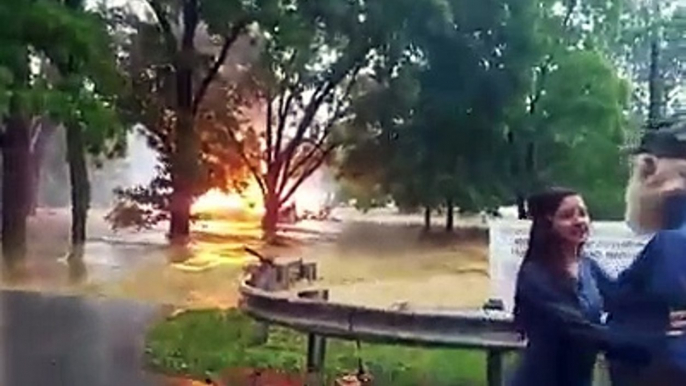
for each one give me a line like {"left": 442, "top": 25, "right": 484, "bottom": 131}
{"left": 146, "top": 309, "right": 490, "bottom": 385}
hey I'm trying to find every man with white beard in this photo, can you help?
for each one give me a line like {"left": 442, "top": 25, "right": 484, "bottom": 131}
{"left": 601, "top": 115, "right": 686, "bottom": 386}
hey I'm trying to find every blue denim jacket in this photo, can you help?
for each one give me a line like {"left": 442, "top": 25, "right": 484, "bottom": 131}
{"left": 509, "top": 256, "right": 607, "bottom": 386}
{"left": 603, "top": 195, "right": 686, "bottom": 382}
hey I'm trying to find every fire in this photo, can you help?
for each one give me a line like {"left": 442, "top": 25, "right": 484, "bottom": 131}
{"left": 192, "top": 183, "right": 264, "bottom": 218}
{"left": 191, "top": 170, "right": 333, "bottom": 220}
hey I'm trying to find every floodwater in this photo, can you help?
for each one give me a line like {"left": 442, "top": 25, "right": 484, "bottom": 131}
{"left": 1, "top": 207, "right": 490, "bottom": 310}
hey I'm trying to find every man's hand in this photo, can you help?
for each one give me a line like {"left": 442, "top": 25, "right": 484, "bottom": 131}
{"left": 668, "top": 310, "right": 686, "bottom": 336}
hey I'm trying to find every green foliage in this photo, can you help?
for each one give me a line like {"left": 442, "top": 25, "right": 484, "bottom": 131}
{"left": 532, "top": 50, "right": 631, "bottom": 219}
{"left": 111, "top": 0, "right": 462, "bottom": 231}
{"left": 612, "top": 0, "right": 685, "bottom": 115}
{"left": 336, "top": 0, "right": 645, "bottom": 221}
{"left": 338, "top": 0, "right": 539, "bottom": 214}
{"left": 0, "top": 0, "right": 127, "bottom": 157}
{"left": 146, "top": 309, "right": 487, "bottom": 385}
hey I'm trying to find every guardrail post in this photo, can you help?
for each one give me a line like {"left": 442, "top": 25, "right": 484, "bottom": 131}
{"left": 483, "top": 298, "right": 507, "bottom": 386}
{"left": 487, "top": 349, "right": 504, "bottom": 386}
{"left": 298, "top": 289, "right": 329, "bottom": 386}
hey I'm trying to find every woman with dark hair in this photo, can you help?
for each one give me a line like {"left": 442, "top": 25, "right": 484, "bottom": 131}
{"left": 509, "top": 188, "right": 648, "bottom": 386}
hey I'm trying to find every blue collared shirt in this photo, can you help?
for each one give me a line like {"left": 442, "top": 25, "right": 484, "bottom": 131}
{"left": 510, "top": 256, "right": 607, "bottom": 386}
{"left": 604, "top": 195, "right": 686, "bottom": 378}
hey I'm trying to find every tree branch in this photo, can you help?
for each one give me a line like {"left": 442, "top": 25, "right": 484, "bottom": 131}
{"left": 266, "top": 90, "right": 274, "bottom": 165}
{"left": 284, "top": 136, "right": 327, "bottom": 183}
{"left": 216, "top": 128, "right": 266, "bottom": 195}
{"left": 274, "top": 88, "right": 296, "bottom": 161}
{"left": 276, "top": 62, "right": 361, "bottom": 195}
{"left": 146, "top": 0, "right": 177, "bottom": 58}
{"left": 284, "top": 102, "right": 352, "bottom": 184}
{"left": 279, "top": 144, "right": 335, "bottom": 206}
{"left": 277, "top": 49, "right": 368, "bottom": 181}
{"left": 191, "top": 20, "right": 249, "bottom": 115}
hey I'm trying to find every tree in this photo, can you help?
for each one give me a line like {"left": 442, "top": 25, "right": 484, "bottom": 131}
{"left": 221, "top": 0, "right": 457, "bottom": 239}
{"left": 338, "top": 0, "right": 539, "bottom": 230}
{"left": 48, "top": 0, "right": 127, "bottom": 253}
{"left": 612, "top": 0, "right": 685, "bottom": 125}
{"left": 109, "top": 2, "right": 260, "bottom": 233}
{"left": 504, "top": 0, "right": 639, "bottom": 219}
{"left": 527, "top": 50, "right": 631, "bottom": 219}
{"left": 139, "top": 0, "right": 256, "bottom": 243}
{"left": 0, "top": 0, "right": 121, "bottom": 265}
{"left": 116, "top": 0, "right": 455, "bottom": 240}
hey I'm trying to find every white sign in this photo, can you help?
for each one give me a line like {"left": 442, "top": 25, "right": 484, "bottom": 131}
{"left": 488, "top": 220, "right": 651, "bottom": 311}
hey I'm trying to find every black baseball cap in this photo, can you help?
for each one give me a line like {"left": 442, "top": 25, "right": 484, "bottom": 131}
{"left": 631, "top": 115, "right": 686, "bottom": 159}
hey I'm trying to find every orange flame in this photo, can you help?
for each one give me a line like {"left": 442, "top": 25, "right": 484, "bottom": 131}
{"left": 192, "top": 183, "right": 264, "bottom": 218}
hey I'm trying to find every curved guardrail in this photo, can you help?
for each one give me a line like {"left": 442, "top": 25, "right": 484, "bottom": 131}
{"left": 239, "top": 280, "right": 523, "bottom": 350}
{"left": 239, "top": 279, "right": 524, "bottom": 386}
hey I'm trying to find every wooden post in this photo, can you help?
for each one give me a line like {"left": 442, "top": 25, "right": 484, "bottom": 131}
{"left": 301, "top": 262, "right": 317, "bottom": 282}
{"left": 487, "top": 350, "right": 504, "bottom": 386}
{"left": 247, "top": 262, "right": 278, "bottom": 345}
{"left": 298, "top": 289, "right": 329, "bottom": 386}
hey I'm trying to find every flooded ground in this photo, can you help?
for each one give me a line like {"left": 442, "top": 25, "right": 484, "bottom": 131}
{"left": 2, "top": 207, "right": 490, "bottom": 310}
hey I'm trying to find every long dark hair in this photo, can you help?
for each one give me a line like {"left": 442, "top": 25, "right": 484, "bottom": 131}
{"left": 522, "top": 187, "right": 580, "bottom": 271}
{"left": 514, "top": 187, "right": 580, "bottom": 332}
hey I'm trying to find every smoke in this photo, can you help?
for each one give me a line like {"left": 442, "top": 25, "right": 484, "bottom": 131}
{"left": 38, "top": 127, "right": 159, "bottom": 208}
{"left": 293, "top": 167, "right": 338, "bottom": 213}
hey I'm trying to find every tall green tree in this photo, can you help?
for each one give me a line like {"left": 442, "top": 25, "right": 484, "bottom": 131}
{"left": 527, "top": 50, "right": 630, "bottom": 218}
{"left": 506, "top": 0, "right": 636, "bottom": 219}
{"left": 338, "top": 0, "right": 539, "bottom": 230}
{"left": 214, "top": 0, "right": 455, "bottom": 239}
{"left": 111, "top": 0, "right": 457, "bottom": 240}
{"left": 0, "top": 0, "right": 121, "bottom": 265}
{"left": 139, "top": 0, "right": 256, "bottom": 243}
{"left": 49, "top": 0, "right": 127, "bottom": 253}
{"left": 613, "top": 0, "right": 685, "bottom": 123}
{"left": 107, "top": 0, "right": 265, "bottom": 237}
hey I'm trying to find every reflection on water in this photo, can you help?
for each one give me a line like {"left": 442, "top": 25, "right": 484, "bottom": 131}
{"left": 0, "top": 207, "right": 490, "bottom": 311}
{"left": 66, "top": 247, "right": 88, "bottom": 285}
{"left": 0, "top": 210, "right": 305, "bottom": 309}
{"left": 171, "top": 219, "right": 263, "bottom": 272}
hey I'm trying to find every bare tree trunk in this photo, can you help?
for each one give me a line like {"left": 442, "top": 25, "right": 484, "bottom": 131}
{"left": 516, "top": 194, "right": 527, "bottom": 220}
{"left": 647, "top": 38, "right": 662, "bottom": 129}
{"left": 66, "top": 123, "right": 90, "bottom": 248}
{"left": 262, "top": 187, "right": 279, "bottom": 242}
{"left": 445, "top": 198, "right": 454, "bottom": 232}
{"left": 28, "top": 118, "right": 55, "bottom": 215}
{"left": 423, "top": 206, "right": 431, "bottom": 232}
{"left": 169, "top": 110, "right": 195, "bottom": 242}
{"left": 28, "top": 155, "right": 39, "bottom": 216}
{"left": 168, "top": 1, "right": 199, "bottom": 243}
{"left": 2, "top": 95, "right": 31, "bottom": 267}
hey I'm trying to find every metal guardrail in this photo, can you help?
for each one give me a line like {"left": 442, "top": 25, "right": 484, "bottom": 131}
{"left": 239, "top": 280, "right": 525, "bottom": 386}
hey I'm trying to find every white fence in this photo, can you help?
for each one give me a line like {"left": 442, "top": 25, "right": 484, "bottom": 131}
{"left": 488, "top": 220, "right": 651, "bottom": 311}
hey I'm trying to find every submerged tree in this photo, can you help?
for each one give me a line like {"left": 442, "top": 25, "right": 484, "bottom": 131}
{"left": 338, "top": 0, "right": 538, "bottom": 229}
{"left": 202, "top": 0, "right": 455, "bottom": 239}
{"left": 0, "top": 0, "right": 123, "bottom": 265}
{"left": 112, "top": 0, "right": 454, "bottom": 241}
{"left": 142, "top": 0, "right": 256, "bottom": 243}
{"left": 49, "top": 0, "right": 128, "bottom": 253}
{"left": 107, "top": 0, "right": 262, "bottom": 242}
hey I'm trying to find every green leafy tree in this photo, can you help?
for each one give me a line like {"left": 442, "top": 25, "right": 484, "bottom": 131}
{"left": 612, "top": 0, "right": 685, "bottom": 121}
{"left": 528, "top": 50, "right": 631, "bottom": 219}
{"left": 506, "top": 0, "right": 636, "bottom": 219}
{"left": 142, "top": 0, "right": 257, "bottom": 243}
{"left": 0, "top": 0, "right": 123, "bottom": 265}
{"left": 50, "top": 0, "right": 127, "bottom": 253}
{"left": 106, "top": 0, "right": 262, "bottom": 243}
{"left": 338, "top": 0, "right": 538, "bottom": 230}
{"left": 119, "top": 0, "right": 455, "bottom": 240}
